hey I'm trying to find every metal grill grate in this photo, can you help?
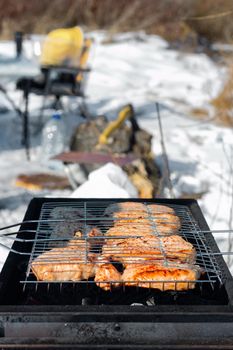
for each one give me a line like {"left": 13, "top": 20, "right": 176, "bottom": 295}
{"left": 21, "top": 201, "right": 223, "bottom": 290}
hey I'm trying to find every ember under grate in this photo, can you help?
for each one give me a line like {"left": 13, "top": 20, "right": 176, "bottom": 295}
{"left": 21, "top": 200, "right": 223, "bottom": 292}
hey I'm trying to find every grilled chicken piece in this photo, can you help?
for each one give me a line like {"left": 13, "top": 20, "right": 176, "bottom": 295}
{"left": 104, "top": 209, "right": 148, "bottom": 227}
{"left": 114, "top": 212, "right": 181, "bottom": 230}
{"left": 112, "top": 218, "right": 180, "bottom": 234}
{"left": 112, "top": 213, "right": 181, "bottom": 233}
{"left": 31, "top": 235, "right": 98, "bottom": 281}
{"left": 122, "top": 261, "right": 201, "bottom": 291}
{"left": 150, "top": 213, "right": 181, "bottom": 228}
{"left": 160, "top": 235, "right": 195, "bottom": 262}
{"left": 113, "top": 222, "right": 180, "bottom": 236}
{"left": 55, "top": 226, "right": 104, "bottom": 252}
{"left": 106, "top": 225, "right": 154, "bottom": 240}
{"left": 146, "top": 204, "right": 175, "bottom": 215}
{"left": 105, "top": 202, "right": 175, "bottom": 216}
{"left": 104, "top": 202, "right": 181, "bottom": 235}
{"left": 94, "top": 259, "right": 122, "bottom": 291}
{"left": 104, "top": 202, "right": 147, "bottom": 216}
{"left": 106, "top": 219, "right": 180, "bottom": 239}
{"left": 155, "top": 224, "right": 179, "bottom": 235}
{"left": 102, "top": 235, "right": 195, "bottom": 264}
{"left": 83, "top": 227, "right": 104, "bottom": 251}
{"left": 105, "top": 202, "right": 175, "bottom": 215}
{"left": 32, "top": 224, "right": 104, "bottom": 282}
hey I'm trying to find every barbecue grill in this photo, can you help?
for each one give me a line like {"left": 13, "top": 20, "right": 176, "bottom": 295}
{"left": 0, "top": 198, "right": 232, "bottom": 349}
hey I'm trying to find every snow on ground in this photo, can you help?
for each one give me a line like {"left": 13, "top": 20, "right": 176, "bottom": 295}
{"left": 0, "top": 31, "right": 232, "bottom": 272}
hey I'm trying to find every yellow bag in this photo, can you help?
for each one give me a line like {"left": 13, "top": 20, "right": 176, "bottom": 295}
{"left": 40, "top": 26, "right": 84, "bottom": 67}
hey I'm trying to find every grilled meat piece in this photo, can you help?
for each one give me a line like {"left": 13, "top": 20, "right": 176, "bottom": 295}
{"left": 104, "top": 202, "right": 147, "bottom": 216}
{"left": 94, "top": 258, "right": 122, "bottom": 291}
{"left": 104, "top": 202, "right": 181, "bottom": 235}
{"left": 102, "top": 234, "right": 196, "bottom": 264}
{"left": 32, "top": 226, "right": 104, "bottom": 282}
{"left": 113, "top": 213, "right": 180, "bottom": 230}
{"left": 66, "top": 228, "right": 103, "bottom": 250}
{"left": 68, "top": 227, "right": 104, "bottom": 252}
{"left": 107, "top": 218, "right": 180, "bottom": 237}
{"left": 122, "top": 261, "right": 201, "bottom": 291}
{"left": 150, "top": 213, "right": 181, "bottom": 228}
{"left": 31, "top": 244, "right": 97, "bottom": 281}
{"left": 146, "top": 204, "right": 175, "bottom": 215}
{"left": 109, "top": 210, "right": 180, "bottom": 232}
{"left": 106, "top": 225, "right": 154, "bottom": 240}
{"left": 105, "top": 202, "right": 175, "bottom": 216}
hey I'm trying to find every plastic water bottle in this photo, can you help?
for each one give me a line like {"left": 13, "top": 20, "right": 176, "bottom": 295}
{"left": 41, "top": 111, "right": 66, "bottom": 170}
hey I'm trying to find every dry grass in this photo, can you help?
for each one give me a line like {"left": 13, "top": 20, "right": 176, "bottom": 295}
{"left": 1, "top": 0, "right": 232, "bottom": 45}
{"left": 211, "top": 64, "right": 233, "bottom": 127}
{"left": 189, "top": 60, "right": 233, "bottom": 128}
{"left": 191, "top": 108, "right": 209, "bottom": 119}
{"left": 186, "top": 0, "right": 233, "bottom": 43}
{"left": 0, "top": 0, "right": 231, "bottom": 45}
{"left": 0, "top": 0, "right": 232, "bottom": 50}
{"left": 0, "top": 0, "right": 190, "bottom": 38}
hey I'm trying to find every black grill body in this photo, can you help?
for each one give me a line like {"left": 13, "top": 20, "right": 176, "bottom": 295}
{"left": 0, "top": 198, "right": 232, "bottom": 349}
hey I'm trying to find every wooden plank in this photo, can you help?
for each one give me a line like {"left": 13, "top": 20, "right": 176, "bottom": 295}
{"left": 52, "top": 151, "right": 138, "bottom": 166}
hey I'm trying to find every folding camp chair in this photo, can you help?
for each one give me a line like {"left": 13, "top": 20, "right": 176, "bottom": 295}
{"left": 16, "top": 27, "right": 92, "bottom": 160}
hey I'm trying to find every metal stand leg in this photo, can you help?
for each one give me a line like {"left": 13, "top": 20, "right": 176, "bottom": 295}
{"left": 78, "top": 97, "right": 93, "bottom": 119}
{"left": 38, "top": 69, "right": 52, "bottom": 127}
{"left": 53, "top": 96, "right": 63, "bottom": 110}
{"left": 22, "top": 84, "right": 30, "bottom": 161}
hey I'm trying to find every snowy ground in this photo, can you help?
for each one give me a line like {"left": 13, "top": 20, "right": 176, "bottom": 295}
{"left": 0, "top": 31, "right": 232, "bottom": 272}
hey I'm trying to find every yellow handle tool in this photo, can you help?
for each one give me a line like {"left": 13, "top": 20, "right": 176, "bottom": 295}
{"left": 98, "top": 104, "right": 134, "bottom": 145}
